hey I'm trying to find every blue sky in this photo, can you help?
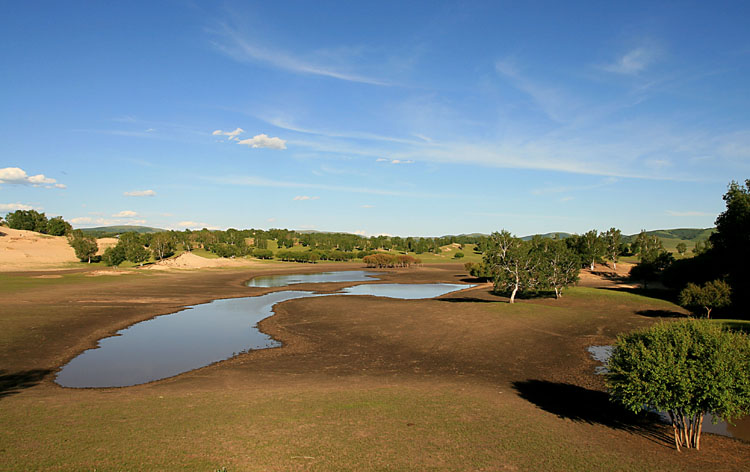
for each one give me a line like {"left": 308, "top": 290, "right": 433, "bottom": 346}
{"left": 2, "top": 1, "right": 749, "bottom": 236}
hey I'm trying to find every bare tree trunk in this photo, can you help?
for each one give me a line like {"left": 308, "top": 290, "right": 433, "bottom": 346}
{"left": 705, "top": 307, "right": 712, "bottom": 319}
{"left": 669, "top": 411, "right": 681, "bottom": 452}
{"left": 554, "top": 287, "right": 560, "bottom": 299}
{"left": 510, "top": 285, "right": 518, "bottom": 304}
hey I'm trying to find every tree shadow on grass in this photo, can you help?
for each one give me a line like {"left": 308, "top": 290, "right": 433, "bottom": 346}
{"left": 0, "top": 369, "right": 52, "bottom": 399}
{"left": 438, "top": 296, "right": 503, "bottom": 304}
{"left": 512, "top": 379, "right": 672, "bottom": 447}
{"left": 636, "top": 309, "right": 687, "bottom": 319}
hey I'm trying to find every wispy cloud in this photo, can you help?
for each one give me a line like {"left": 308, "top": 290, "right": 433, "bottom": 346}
{"left": 361, "top": 204, "right": 375, "bottom": 208}
{"left": 495, "top": 60, "right": 576, "bottom": 123}
{"left": 377, "top": 158, "right": 414, "bottom": 164}
{"left": 0, "top": 167, "right": 66, "bottom": 189}
{"left": 293, "top": 195, "right": 319, "bottom": 201}
{"left": 259, "top": 115, "right": 424, "bottom": 145}
{"left": 124, "top": 189, "right": 156, "bottom": 197}
{"left": 208, "top": 174, "right": 450, "bottom": 199}
{"left": 210, "top": 25, "right": 391, "bottom": 86}
{"left": 212, "top": 127, "right": 245, "bottom": 140}
{"left": 602, "top": 46, "right": 660, "bottom": 75}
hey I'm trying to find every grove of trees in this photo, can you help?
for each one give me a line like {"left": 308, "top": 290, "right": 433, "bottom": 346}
{"left": 4, "top": 210, "right": 71, "bottom": 236}
{"left": 482, "top": 231, "right": 580, "bottom": 303}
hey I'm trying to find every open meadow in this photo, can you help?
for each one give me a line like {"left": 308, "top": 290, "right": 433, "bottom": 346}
{"left": 1, "top": 262, "right": 748, "bottom": 471}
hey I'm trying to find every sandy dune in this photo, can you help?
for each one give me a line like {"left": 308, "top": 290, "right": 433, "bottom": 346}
{"left": 0, "top": 228, "right": 78, "bottom": 270}
{"left": 144, "top": 251, "right": 265, "bottom": 270}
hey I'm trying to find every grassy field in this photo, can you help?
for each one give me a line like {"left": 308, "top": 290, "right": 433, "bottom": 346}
{"left": 0, "top": 264, "right": 747, "bottom": 471}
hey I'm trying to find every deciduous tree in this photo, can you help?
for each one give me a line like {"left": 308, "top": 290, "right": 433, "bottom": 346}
{"left": 678, "top": 280, "right": 732, "bottom": 318}
{"left": 607, "top": 320, "right": 750, "bottom": 451}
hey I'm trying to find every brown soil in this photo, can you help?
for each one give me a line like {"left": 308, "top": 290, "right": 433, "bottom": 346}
{"left": 1, "top": 263, "right": 747, "bottom": 470}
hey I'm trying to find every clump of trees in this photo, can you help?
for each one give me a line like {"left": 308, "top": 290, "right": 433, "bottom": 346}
{"left": 678, "top": 280, "right": 732, "bottom": 318}
{"left": 363, "top": 253, "right": 421, "bottom": 268}
{"left": 4, "top": 210, "right": 71, "bottom": 236}
{"left": 67, "top": 230, "right": 98, "bottom": 263}
{"left": 607, "top": 320, "right": 750, "bottom": 451}
{"left": 482, "top": 231, "right": 580, "bottom": 303}
{"left": 628, "top": 230, "right": 674, "bottom": 288}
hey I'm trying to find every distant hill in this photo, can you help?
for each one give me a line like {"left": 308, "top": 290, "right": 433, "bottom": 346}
{"left": 79, "top": 225, "right": 165, "bottom": 237}
{"left": 520, "top": 232, "right": 572, "bottom": 241}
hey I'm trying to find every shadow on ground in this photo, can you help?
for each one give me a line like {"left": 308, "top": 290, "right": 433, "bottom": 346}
{"left": 0, "top": 369, "right": 52, "bottom": 398}
{"left": 636, "top": 309, "right": 687, "bottom": 319}
{"left": 512, "top": 379, "right": 672, "bottom": 447}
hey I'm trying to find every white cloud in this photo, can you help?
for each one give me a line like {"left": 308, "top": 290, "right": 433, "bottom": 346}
{"left": 0, "top": 202, "right": 36, "bottom": 211}
{"left": 70, "top": 217, "right": 93, "bottom": 224}
{"left": 113, "top": 210, "right": 138, "bottom": 217}
{"left": 267, "top": 217, "right": 276, "bottom": 223}
{"left": 212, "top": 127, "right": 245, "bottom": 141}
{"left": 293, "top": 196, "right": 320, "bottom": 201}
{"left": 237, "top": 134, "right": 287, "bottom": 150}
{"left": 602, "top": 47, "right": 659, "bottom": 75}
{"left": 361, "top": 204, "right": 375, "bottom": 208}
{"left": 124, "top": 189, "right": 156, "bottom": 197}
{"left": 353, "top": 230, "right": 367, "bottom": 236}
{"left": 0, "top": 167, "right": 65, "bottom": 189}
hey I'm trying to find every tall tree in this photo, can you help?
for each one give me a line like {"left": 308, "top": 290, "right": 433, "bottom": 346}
{"left": 578, "top": 230, "right": 605, "bottom": 270}
{"left": 538, "top": 239, "right": 580, "bottom": 299}
{"left": 709, "top": 179, "right": 750, "bottom": 309}
{"left": 484, "top": 231, "right": 540, "bottom": 303}
{"left": 603, "top": 228, "right": 621, "bottom": 270}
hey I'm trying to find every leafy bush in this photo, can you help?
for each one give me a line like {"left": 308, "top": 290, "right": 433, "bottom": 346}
{"left": 607, "top": 320, "right": 750, "bottom": 451}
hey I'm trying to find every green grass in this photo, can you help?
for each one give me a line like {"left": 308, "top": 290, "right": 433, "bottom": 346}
{"left": 715, "top": 319, "right": 750, "bottom": 334}
{"left": 0, "top": 386, "right": 673, "bottom": 471}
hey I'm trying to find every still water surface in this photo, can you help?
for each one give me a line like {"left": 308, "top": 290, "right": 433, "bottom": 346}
{"left": 246, "top": 270, "right": 381, "bottom": 287}
{"left": 56, "top": 276, "right": 472, "bottom": 388}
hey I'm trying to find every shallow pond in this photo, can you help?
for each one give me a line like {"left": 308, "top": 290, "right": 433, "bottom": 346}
{"left": 246, "top": 270, "right": 381, "bottom": 287}
{"left": 56, "top": 279, "right": 473, "bottom": 388}
{"left": 587, "top": 345, "right": 749, "bottom": 442}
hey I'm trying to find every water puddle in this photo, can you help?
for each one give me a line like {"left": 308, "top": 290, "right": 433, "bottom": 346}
{"left": 246, "top": 270, "right": 381, "bottom": 287}
{"left": 588, "top": 345, "right": 748, "bottom": 442}
{"left": 56, "top": 279, "right": 473, "bottom": 388}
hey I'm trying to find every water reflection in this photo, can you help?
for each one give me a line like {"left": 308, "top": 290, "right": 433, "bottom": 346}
{"left": 246, "top": 270, "right": 381, "bottom": 287}
{"left": 56, "top": 282, "right": 472, "bottom": 388}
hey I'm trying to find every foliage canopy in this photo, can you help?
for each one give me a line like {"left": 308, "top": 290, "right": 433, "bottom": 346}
{"left": 607, "top": 320, "right": 750, "bottom": 451}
